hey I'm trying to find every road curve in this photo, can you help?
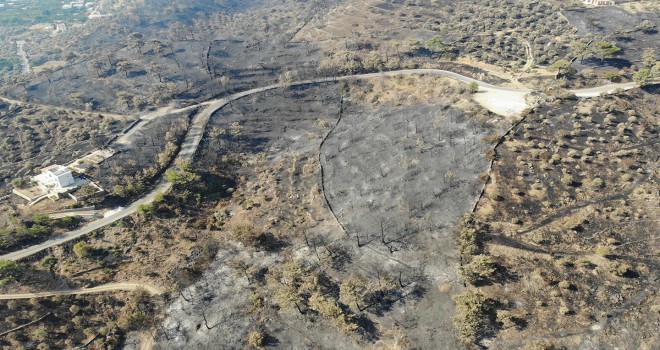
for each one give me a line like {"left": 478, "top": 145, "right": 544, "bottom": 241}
{"left": 0, "top": 69, "right": 641, "bottom": 261}
{"left": 0, "top": 282, "right": 163, "bottom": 300}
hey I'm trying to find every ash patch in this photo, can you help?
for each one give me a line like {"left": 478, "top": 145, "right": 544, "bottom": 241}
{"left": 321, "top": 102, "right": 496, "bottom": 349}
{"left": 323, "top": 103, "right": 492, "bottom": 244}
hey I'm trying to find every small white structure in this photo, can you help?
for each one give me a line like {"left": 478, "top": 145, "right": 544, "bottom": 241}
{"left": 39, "top": 165, "right": 75, "bottom": 189}
{"left": 13, "top": 164, "right": 91, "bottom": 205}
{"left": 581, "top": 0, "right": 615, "bottom": 6}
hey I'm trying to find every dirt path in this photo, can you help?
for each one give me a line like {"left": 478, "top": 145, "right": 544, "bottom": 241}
{"left": 570, "top": 82, "right": 645, "bottom": 97}
{"left": 15, "top": 41, "right": 31, "bottom": 74}
{"left": 518, "top": 39, "right": 534, "bottom": 76}
{"left": 0, "top": 96, "right": 129, "bottom": 120}
{"left": 0, "top": 282, "right": 163, "bottom": 300}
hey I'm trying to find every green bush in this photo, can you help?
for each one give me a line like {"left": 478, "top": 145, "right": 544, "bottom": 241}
{"left": 33, "top": 213, "right": 50, "bottom": 225}
{"left": 11, "top": 177, "right": 31, "bottom": 189}
{"left": 73, "top": 241, "right": 92, "bottom": 259}
{"left": 41, "top": 256, "right": 58, "bottom": 269}
{"left": 452, "top": 290, "right": 496, "bottom": 344}
{"left": 0, "top": 260, "right": 24, "bottom": 284}
{"left": 633, "top": 68, "right": 652, "bottom": 85}
{"left": 137, "top": 203, "right": 154, "bottom": 216}
{"left": 457, "top": 215, "right": 488, "bottom": 258}
{"left": 460, "top": 255, "right": 497, "bottom": 285}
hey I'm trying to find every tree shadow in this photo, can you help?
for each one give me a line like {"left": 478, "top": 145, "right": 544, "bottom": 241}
{"left": 581, "top": 57, "right": 631, "bottom": 69}
{"left": 263, "top": 334, "right": 280, "bottom": 347}
{"left": 641, "top": 84, "right": 660, "bottom": 94}
{"left": 211, "top": 49, "right": 230, "bottom": 58}
{"left": 354, "top": 313, "right": 380, "bottom": 342}
{"left": 363, "top": 288, "right": 404, "bottom": 316}
{"left": 327, "top": 244, "right": 353, "bottom": 272}
{"left": 127, "top": 70, "right": 147, "bottom": 78}
{"left": 194, "top": 172, "right": 236, "bottom": 200}
{"left": 493, "top": 263, "right": 519, "bottom": 283}
{"left": 256, "top": 232, "right": 287, "bottom": 252}
{"left": 621, "top": 269, "right": 640, "bottom": 278}
{"left": 606, "top": 58, "right": 632, "bottom": 68}
{"left": 102, "top": 68, "right": 116, "bottom": 77}
{"left": 471, "top": 263, "right": 519, "bottom": 287}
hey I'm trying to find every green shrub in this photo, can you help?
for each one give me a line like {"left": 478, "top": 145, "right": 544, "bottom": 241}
{"left": 460, "top": 255, "right": 497, "bottom": 285}
{"left": 558, "top": 280, "right": 572, "bottom": 289}
{"left": 309, "top": 292, "right": 358, "bottom": 333}
{"left": 33, "top": 213, "right": 50, "bottom": 225}
{"left": 457, "top": 215, "right": 484, "bottom": 257}
{"left": 0, "top": 260, "right": 24, "bottom": 284}
{"left": 153, "top": 192, "right": 164, "bottom": 202}
{"left": 41, "top": 256, "right": 58, "bottom": 269}
{"left": 496, "top": 309, "right": 516, "bottom": 329}
{"left": 452, "top": 290, "right": 496, "bottom": 344}
{"left": 11, "top": 177, "right": 31, "bottom": 189}
{"left": 137, "top": 203, "right": 154, "bottom": 216}
{"left": 73, "top": 241, "right": 92, "bottom": 259}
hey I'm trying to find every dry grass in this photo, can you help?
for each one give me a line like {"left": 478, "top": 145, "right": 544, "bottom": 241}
{"left": 346, "top": 76, "right": 468, "bottom": 107}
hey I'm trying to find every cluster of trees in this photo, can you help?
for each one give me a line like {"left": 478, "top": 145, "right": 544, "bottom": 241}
{"left": 446, "top": 0, "right": 571, "bottom": 67}
{"left": 0, "top": 220, "right": 51, "bottom": 254}
{"left": 633, "top": 48, "right": 659, "bottom": 85}
{"left": 0, "top": 259, "right": 25, "bottom": 285}
{"left": 453, "top": 215, "right": 514, "bottom": 344}
{"left": 265, "top": 261, "right": 359, "bottom": 333}
{"left": 164, "top": 160, "right": 200, "bottom": 185}
{"left": 0, "top": 213, "right": 83, "bottom": 254}
{"left": 456, "top": 215, "right": 499, "bottom": 285}
{"left": 110, "top": 120, "right": 189, "bottom": 199}
{"left": 452, "top": 290, "right": 498, "bottom": 344}
{"left": 551, "top": 40, "right": 659, "bottom": 83}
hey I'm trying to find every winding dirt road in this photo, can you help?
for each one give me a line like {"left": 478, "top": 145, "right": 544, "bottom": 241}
{"left": 0, "top": 69, "right": 644, "bottom": 262}
{"left": 0, "top": 282, "right": 163, "bottom": 300}
{"left": 15, "top": 41, "right": 31, "bottom": 74}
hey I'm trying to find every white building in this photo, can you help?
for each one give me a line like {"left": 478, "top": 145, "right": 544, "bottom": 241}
{"left": 581, "top": 0, "right": 615, "bottom": 6}
{"left": 39, "top": 165, "right": 75, "bottom": 189}
{"left": 13, "top": 164, "right": 95, "bottom": 204}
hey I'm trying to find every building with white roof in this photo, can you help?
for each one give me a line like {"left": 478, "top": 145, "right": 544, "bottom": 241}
{"left": 39, "top": 165, "right": 75, "bottom": 189}
{"left": 581, "top": 0, "right": 615, "bottom": 6}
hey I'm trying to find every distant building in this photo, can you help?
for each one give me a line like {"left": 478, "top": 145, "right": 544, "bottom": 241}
{"left": 581, "top": 0, "right": 615, "bottom": 6}
{"left": 39, "top": 165, "right": 75, "bottom": 189}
